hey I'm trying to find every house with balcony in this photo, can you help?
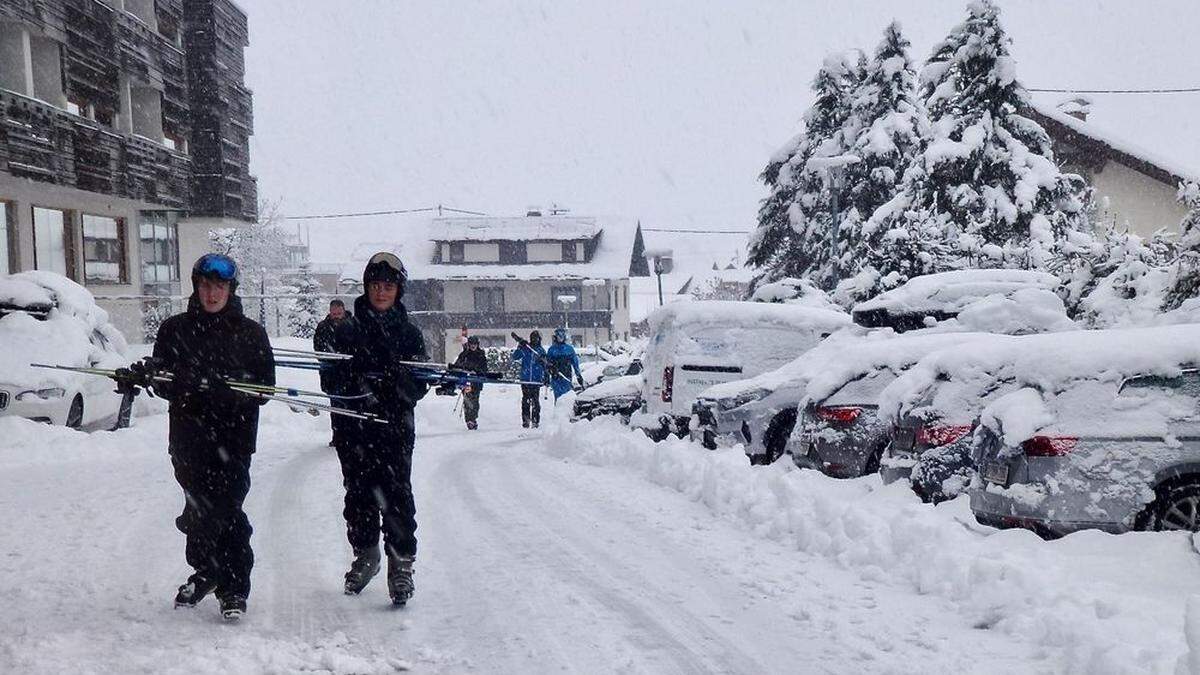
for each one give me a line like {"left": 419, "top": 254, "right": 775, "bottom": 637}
{"left": 0, "top": 0, "right": 256, "bottom": 338}
{"left": 337, "top": 213, "right": 644, "bottom": 362}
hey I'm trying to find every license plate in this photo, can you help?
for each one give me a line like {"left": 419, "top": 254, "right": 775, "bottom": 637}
{"left": 893, "top": 428, "right": 915, "bottom": 451}
{"left": 983, "top": 462, "right": 1009, "bottom": 485}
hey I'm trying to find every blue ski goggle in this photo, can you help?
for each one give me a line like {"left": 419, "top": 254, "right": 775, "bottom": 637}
{"left": 193, "top": 254, "right": 238, "bottom": 281}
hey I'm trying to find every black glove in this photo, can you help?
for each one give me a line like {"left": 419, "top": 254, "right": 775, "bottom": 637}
{"left": 114, "top": 357, "right": 163, "bottom": 396}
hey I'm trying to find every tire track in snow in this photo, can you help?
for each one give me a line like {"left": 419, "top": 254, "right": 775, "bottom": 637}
{"left": 443, "top": 446, "right": 771, "bottom": 674}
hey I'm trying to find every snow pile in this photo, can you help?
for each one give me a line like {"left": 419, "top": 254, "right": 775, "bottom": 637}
{"left": 853, "top": 269, "right": 1060, "bottom": 316}
{"left": 543, "top": 415, "right": 1199, "bottom": 672}
{"left": 0, "top": 272, "right": 129, "bottom": 388}
{"left": 946, "top": 288, "right": 1078, "bottom": 334}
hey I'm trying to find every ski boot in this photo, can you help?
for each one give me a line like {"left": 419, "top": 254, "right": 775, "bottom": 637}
{"left": 344, "top": 546, "right": 381, "bottom": 595}
{"left": 466, "top": 420, "right": 478, "bottom": 430}
{"left": 173, "top": 574, "right": 218, "bottom": 608}
{"left": 387, "top": 554, "right": 415, "bottom": 607}
{"left": 219, "top": 595, "right": 247, "bottom": 622}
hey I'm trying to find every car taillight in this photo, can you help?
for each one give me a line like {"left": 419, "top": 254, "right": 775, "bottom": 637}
{"left": 1022, "top": 436, "right": 1078, "bottom": 457}
{"left": 915, "top": 424, "right": 971, "bottom": 447}
{"left": 661, "top": 366, "right": 674, "bottom": 403}
{"left": 815, "top": 406, "right": 862, "bottom": 424}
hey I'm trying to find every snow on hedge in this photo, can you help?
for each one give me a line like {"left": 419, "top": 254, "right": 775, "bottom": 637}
{"left": 543, "top": 415, "right": 1200, "bottom": 672}
{"left": 0, "top": 272, "right": 129, "bottom": 389}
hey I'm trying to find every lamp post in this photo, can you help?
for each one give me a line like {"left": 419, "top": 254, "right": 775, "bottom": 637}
{"left": 643, "top": 248, "right": 674, "bottom": 306}
{"left": 556, "top": 293, "right": 577, "bottom": 338}
{"left": 582, "top": 278, "right": 606, "bottom": 349}
{"left": 805, "top": 154, "right": 860, "bottom": 286}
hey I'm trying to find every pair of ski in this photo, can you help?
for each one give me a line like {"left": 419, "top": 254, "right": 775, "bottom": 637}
{"left": 30, "top": 360, "right": 388, "bottom": 424}
{"left": 509, "top": 332, "right": 579, "bottom": 398}
{"left": 274, "top": 346, "right": 544, "bottom": 391}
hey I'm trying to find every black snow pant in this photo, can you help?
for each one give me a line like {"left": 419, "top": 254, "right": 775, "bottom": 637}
{"left": 521, "top": 384, "right": 541, "bottom": 426}
{"left": 170, "top": 450, "right": 254, "bottom": 599}
{"left": 463, "top": 387, "right": 481, "bottom": 425}
{"left": 337, "top": 410, "right": 418, "bottom": 558}
{"left": 330, "top": 411, "right": 354, "bottom": 448}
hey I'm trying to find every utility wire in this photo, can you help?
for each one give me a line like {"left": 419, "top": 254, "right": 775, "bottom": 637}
{"left": 643, "top": 228, "right": 752, "bottom": 234}
{"left": 1028, "top": 86, "right": 1200, "bottom": 94}
{"left": 280, "top": 205, "right": 488, "bottom": 221}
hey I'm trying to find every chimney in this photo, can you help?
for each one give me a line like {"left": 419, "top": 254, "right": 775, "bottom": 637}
{"left": 1056, "top": 95, "right": 1092, "bottom": 122}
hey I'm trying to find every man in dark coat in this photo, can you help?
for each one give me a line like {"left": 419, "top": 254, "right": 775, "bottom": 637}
{"left": 511, "top": 330, "right": 547, "bottom": 428}
{"left": 451, "top": 335, "right": 489, "bottom": 430}
{"left": 338, "top": 252, "right": 428, "bottom": 606}
{"left": 151, "top": 253, "right": 275, "bottom": 621}
{"left": 314, "top": 299, "right": 354, "bottom": 446}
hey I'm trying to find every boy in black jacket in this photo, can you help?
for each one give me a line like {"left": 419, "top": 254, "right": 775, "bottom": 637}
{"left": 451, "top": 335, "right": 488, "bottom": 430}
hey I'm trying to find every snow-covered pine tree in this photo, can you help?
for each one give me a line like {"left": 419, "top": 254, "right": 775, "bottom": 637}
{"left": 748, "top": 54, "right": 856, "bottom": 287}
{"left": 1161, "top": 183, "right": 1200, "bottom": 311}
{"left": 286, "top": 263, "right": 323, "bottom": 338}
{"left": 891, "top": 0, "right": 1093, "bottom": 274}
{"left": 835, "top": 21, "right": 927, "bottom": 302}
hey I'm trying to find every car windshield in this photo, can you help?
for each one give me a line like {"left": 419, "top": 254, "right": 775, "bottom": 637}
{"left": 824, "top": 369, "right": 897, "bottom": 406}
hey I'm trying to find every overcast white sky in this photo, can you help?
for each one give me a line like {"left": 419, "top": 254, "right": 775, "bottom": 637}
{"left": 244, "top": 0, "right": 1200, "bottom": 265}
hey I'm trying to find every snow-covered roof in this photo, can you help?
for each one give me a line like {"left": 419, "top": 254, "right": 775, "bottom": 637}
{"left": 431, "top": 216, "right": 601, "bottom": 242}
{"left": 647, "top": 299, "right": 852, "bottom": 335}
{"left": 1030, "top": 102, "right": 1200, "bottom": 187}
{"left": 853, "top": 269, "right": 1060, "bottom": 316}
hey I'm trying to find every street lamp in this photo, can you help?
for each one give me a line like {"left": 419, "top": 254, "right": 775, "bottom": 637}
{"left": 643, "top": 248, "right": 674, "bottom": 306}
{"left": 582, "top": 278, "right": 606, "bottom": 352}
{"left": 805, "top": 154, "right": 860, "bottom": 286}
{"left": 556, "top": 293, "right": 577, "bottom": 336}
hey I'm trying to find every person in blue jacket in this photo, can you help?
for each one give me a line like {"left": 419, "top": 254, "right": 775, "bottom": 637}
{"left": 546, "top": 328, "right": 585, "bottom": 401}
{"left": 511, "top": 330, "right": 547, "bottom": 427}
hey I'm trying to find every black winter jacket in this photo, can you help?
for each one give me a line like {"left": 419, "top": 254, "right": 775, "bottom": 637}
{"left": 153, "top": 295, "right": 275, "bottom": 456}
{"left": 349, "top": 295, "right": 428, "bottom": 422}
{"left": 314, "top": 314, "right": 356, "bottom": 395}
{"left": 452, "top": 347, "right": 489, "bottom": 374}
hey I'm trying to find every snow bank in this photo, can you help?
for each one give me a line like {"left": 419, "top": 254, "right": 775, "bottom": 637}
{"left": 543, "top": 416, "right": 1199, "bottom": 672}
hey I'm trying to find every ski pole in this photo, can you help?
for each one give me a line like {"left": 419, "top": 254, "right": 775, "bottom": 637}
{"left": 271, "top": 347, "right": 352, "bottom": 361}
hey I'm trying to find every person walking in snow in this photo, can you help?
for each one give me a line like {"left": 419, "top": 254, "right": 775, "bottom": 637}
{"left": 337, "top": 252, "right": 428, "bottom": 606}
{"left": 151, "top": 253, "right": 275, "bottom": 622}
{"left": 511, "top": 330, "right": 547, "bottom": 427}
{"left": 314, "top": 298, "right": 355, "bottom": 447}
{"left": 451, "top": 335, "right": 489, "bottom": 430}
{"left": 547, "top": 327, "right": 585, "bottom": 401}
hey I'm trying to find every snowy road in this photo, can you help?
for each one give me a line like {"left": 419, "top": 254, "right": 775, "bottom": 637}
{"left": 1, "top": 355, "right": 1199, "bottom": 673}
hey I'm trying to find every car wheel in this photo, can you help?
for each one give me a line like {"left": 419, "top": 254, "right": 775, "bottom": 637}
{"left": 66, "top": 395, "right": 84, "bottom": 429}
{"left": 112, "top": 393, "right": 134, "bottom": 430}
{"left": 701, "top": 429, "right": 717, "bottom": 451}
{"left": 761, "top": 409, "right": 798, "bottom": 465}
{"left": 1151, "top": 481, "right": 1200, "bottom": 532}
{"left": 862, "top": 443, "right": 886, "bottom": 476}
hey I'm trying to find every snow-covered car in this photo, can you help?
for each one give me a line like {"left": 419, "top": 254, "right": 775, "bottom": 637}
{"left": 790, "top": 332, "right": 997, "bottom": 479}
{"left": 692, "top": 288, "right": 1075, "bottom": 466}
{"left": 969, "top": 325, "right": 1200, "bottom": 536}
{"left": 572, "top": 374, "right": 643, "bottom": 423}
{"left": 632, "top": 301, "right": 853, "bottom": 441}
{"left": 689, "top": 333, "right": 861, "bottom": 464}
{"left": 580, "top": 355, "right": 643, "bottom": 385}
{"left": 852, "top": 269, "right": 1062, "bottom": 332}
{"left": 0, "top": 271, "right": 132, "bottom": 430}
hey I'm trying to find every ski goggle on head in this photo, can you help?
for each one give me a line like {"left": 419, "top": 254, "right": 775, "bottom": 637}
{"left": 193, "top": 253, "right": 238, "bottom": 282}
{"left": 368, "top": 251, "right": 405, "bottom": 274}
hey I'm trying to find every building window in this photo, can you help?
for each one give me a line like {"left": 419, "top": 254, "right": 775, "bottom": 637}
{"left": 139, "top": 212, "right": 179, "bottom": 290}
{"left": 562, "top": 241, "right": 579, "bottom": 262}
{"left": 551, "top": 285, "right": 582, "bottom": 310}
{"left": 82, "top": 215, "right": 127, "bottom": 285}
{"left": 473, "top": 287, "right": 505, "bottom": 313}
{"left": 32, "top": 207, "right": 73, "bottom": 278}
{"left": 499, "top": 241, "right": 527, "bottom": 264}
{"left": 0, "top": 201, "right": 12, "bottom": 275}
{"left": 449, "top": 242, "right": 464, "bottom": 263}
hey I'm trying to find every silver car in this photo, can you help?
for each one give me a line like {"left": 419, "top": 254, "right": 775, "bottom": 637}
{"left": 972, "top": 370, "right": 1200, "bottom": 536}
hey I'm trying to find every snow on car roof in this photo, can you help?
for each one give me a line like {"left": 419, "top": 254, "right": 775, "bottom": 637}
{"left": 576, "top": 374, "right": 643, "bottom": 402}
{"left": 647, "top": 299, "right": 852, "bottom": 336}
{"left": 878, "top": 324, "right": 1200, "bottom": 423}
{"left": 853, "top": 269, "right": 1060, "bottom": 315}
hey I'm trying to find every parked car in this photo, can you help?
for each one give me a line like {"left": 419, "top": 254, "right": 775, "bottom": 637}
{"left": 0, "top": 271, "right": 132, "bottom": 430}
{"left": 581, "top": 355, "right": 643, "bottom": 385}
{"left": 632, "top": 300, "right": 853, "bottom": 441}
{"left": 791, "top": 332, "right": 995, "bottom": 478}
{"left": 968, "top": 324, "right": 1200, "bottom": 536}
{"left": 690, "top": 332, "right": 862, "bottom": 464}
{"left": 693, "top": 282, "right": 1075, "bottom": 467}
{"left": 852, "top": 269, "right": 1063, "bottom": 332}
{"left": 572, "top": 374, "right": 643, "bottom": 423}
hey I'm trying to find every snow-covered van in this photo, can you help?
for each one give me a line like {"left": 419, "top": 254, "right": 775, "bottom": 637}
{"left": 0, "top": 271, "right": 132, "bottom": 430}
{"left": 631, "top": 300, "right": 853, "bottom": 440}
